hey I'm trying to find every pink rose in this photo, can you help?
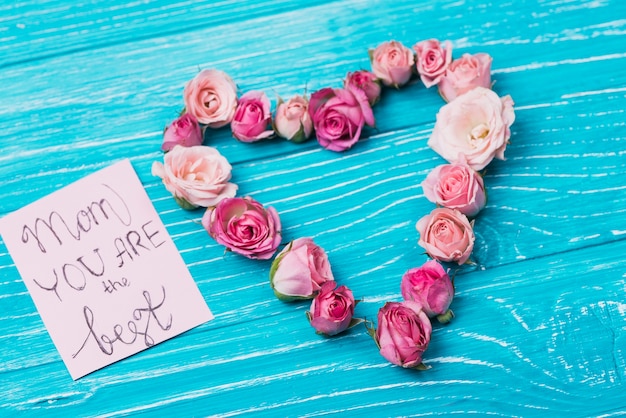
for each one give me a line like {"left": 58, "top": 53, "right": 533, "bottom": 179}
{"left": 428, "top": 86, "right": 515, "bottom": 171}
{"left": 231, "top": 90, "right": 274, "bottom": 142}
{"left": 344, "top": 70, "right": 382, "bottom": 106}
{"left": 309, "top": 86, "right": 375, "bottom": 152}
{"left": 151, "top": 145, "right": 237, "bottom": 209}
{"left": 183, "top": 69, "right": 238, "bottom": 128}
{"left": 307, "top": 281, "right": 356, "bottom": 336}
{"left": 401, "top": 260, "right": 454, "bottom": 322}
{"left": 416, "top": 207, "right": 475, "bottom": 265}
{"left": 438, "top": 53, "right": 493, "bottom": 102}
{"left": 421, "top": 154, "right": 486, "bottom": 217}
{"left": 413, "top": 39, "right": 453, "bottom": 88}
{"left": 270, "top": 237, "right": 334, "bottom": 301}
{"left": 161, "top": 113, "right": 203, "bottom": 152}
{"left": 202, "top": 196, "right": 281, "bottom": 260}
{"left": 374, "top": 301, "right": 432, "bottom": 369}
{"left": 274, "top": 95, "right": 313, "bottom": 143}
{"left": 369, "top": 41, "right": 415, "bottom": 87}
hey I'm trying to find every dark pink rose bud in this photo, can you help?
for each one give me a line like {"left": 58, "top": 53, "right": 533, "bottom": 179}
{"left": 413, "top": 39, "right": 453, "bottom": 88}
{"left": 401, "top": 260, "right": 454, "bottom": 323}
{"left": 371, "top": 301, "right": 432, "bottom": 369}
{"left": 201, "top": 196, "right": 281, "bottom": 260}
{"left": 416, "top": 207, "right": 475, "bottom": 265}
{"left": 270, "top": 237, "right": 334, "bottom": 301}
{"left": 344, "top": 70, "right": 382, "bottom": 106}
{"left": 161, "top": 113, "right": 203, "bottom": 152}
{"left": 307, "top": 281, "right": 358, "bottom": 336}
{"left": 231, "top": 90, "right": 274, "bottom": 142}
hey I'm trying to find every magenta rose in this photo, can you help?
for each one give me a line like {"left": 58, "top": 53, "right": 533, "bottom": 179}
{"left": 274, "top": 95, "right": 313, "bottom": 143}
{"left": 373, "top": 301, "right": 432, "bottom": 369}
{"left": 428, "top": 86, "right": 515, "bottom": 171}
{"left": 231, "top": 90, "right": 274, "bottom": 142}
{"left": 344, "top": 70, "right": 382, "bottom": 106}
{"left": 416, "top": 207, "right": 475, "bottom": 265}
{"left": 421, "top": 154, "right": 486, "bottom": 217}
{"left": 438, "top": 53, "right": 493, "bottom": 102}
{"left": 183, "top": 69, "right": 238, "bottom": 128}
{"left": 307, "top": 281, "right": 357, "bottom": 336}
{"left": 369, "top": 40, "right": 415, "bottom": 87}
{"left": 202, "top": 196, "right": 281, "bottom": 260}
{"left": 413, "top": 39, "right": 453, "bottom": 88}
{"left": 151, "top": 145, "right": 237, "bottom": 209}
{"left": 161, "top": 113, "right": 203, "bottom": 152}
{"left": 401, "top": 260, "right": 454, "bottom": 323}
{"left": 270, "top": 237, "right": 334, "bottom": 301}
{"left": 309, "top": 86, "right": 375, "bottom": 152}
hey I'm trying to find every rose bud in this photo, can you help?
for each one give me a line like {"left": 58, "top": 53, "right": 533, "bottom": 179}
{"left": 183, "top": 69, "right": 238, "bottom": 128}
{"left": 421, "top": 154, "right": 486, "bottom": 217}
{"left": 370, "top": 301, "right": 432, "bottom": 369}
{"left": 401, "top": 260, "right": 455, "bottom": 323}
{"left": 231, "top": 90, "right": 274, "bottom": 142}
{"left": 202, "top": 196, "right": 281, "bottom": 260}
{"left": 274, "top": 95, "right": 313, "bottom": 143}
{"left": 428, "top": 86, "right": 515, "bottom": 171}
{"left": 161, "top": 113, "right": 203, "bottom": 152}
{"left": 307, "top": 281, "right": 360, "bottom": 336}
{"left": 413, "top": 39, "right": 453, "bottom": 88}
{"left": 369, "top": 40, "right": 415, "bottom": 88}
{"left": 416, "top": 207, "right": 475, "bottom": 265}
{"left": 438, "top": 53, "right": 493, "bottom": 102}
{"left": 270, "top": 237, "right": 334, "bottom": 301}
{"left": 308, "top": 86, "right": 374, "bottom": 152}
{"left": 151, "top": 145, "right": 237, "bottom": 209}
{"left": 344, "top": 70, "right": 382, "bottom": 106}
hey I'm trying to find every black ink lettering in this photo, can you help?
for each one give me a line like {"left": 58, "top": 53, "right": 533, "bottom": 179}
{"left": 142, "top": 221, "right": 165, "bottom": 248}
{"left": 62, "top": 263, "right": 86, "bottom": 291}
{"left": 133, "top": 286, "right": 172, "bottom": 347}
{"left": 102, "top": 278, "right": 130, "bottom": 293}
{"left": 76, "top": 248, "right": 105, "bottom": 277}
{"left": 32, "top": 270, "right": 62, "bottom": 302}
{"left": 114, "top": 237, "right": 133, "bottom": 267}
{"left": 126, "top": 230, "right": 148, "bottom": 255}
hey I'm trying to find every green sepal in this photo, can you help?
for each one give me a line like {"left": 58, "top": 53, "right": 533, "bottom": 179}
{"left": 412, "top": 362, "right": 431, "bottom": 371}
{"left": 173, "top": 195, "right": 198, "bottom": 210}
{"left": 364, "top": 320, "right": 379, "bottom": 349}
{"left": 436, "top": 309, "right": 454, "bottom": 324}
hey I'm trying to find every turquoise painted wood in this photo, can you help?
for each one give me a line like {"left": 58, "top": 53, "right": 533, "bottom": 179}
{"left": 1, "top": 0, "right": 626, "bottom": 415}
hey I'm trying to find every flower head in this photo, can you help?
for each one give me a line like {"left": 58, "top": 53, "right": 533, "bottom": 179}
{"left": 416, "top": 207, "right": 475, "bottom": 265}
{"left": 369, "top": 41, "right": 415, "bottom": 87}
{"left": 401, "top": 260, "right": 454, "bottom": 322}
{"left": 161, "top": 113, "right": 203, "bottom": 152}
{"left": 307, "top": 281, "right": 356, "bottom": 336}
{"left": 183, "top": 69, "right": 238, "bottom": 127}
{"left": 231, "top": 90, "right": 274, "bottom": 142}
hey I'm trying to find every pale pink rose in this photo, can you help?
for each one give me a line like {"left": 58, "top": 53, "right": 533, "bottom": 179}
{"left": 428, "top": 86, "right": 515, "bottom": 171}
{"left": 270, "top": 237, "right": 334, "bottom": 301}
{"left": 401, "top": 260, "right": 454, "bottom": 322}
{"left": 202, "top": 196, "right": 281, "bottom": 260}
{"left": 309, "top": 86, "right": 375, "bottom": 152}
{"left": 183, "top": 69, "right": 238, "bottom": 128}
{"left": 374, "top": 301, "right": 432, "bottom": 369}
{"left": 231, "top": 90, "right": 274, "bottom": 142}
{"left": 438, "top": 53, "right": 493, "bottom": 102}
{"left": 274, "top": 95, "right": 313, "bottom": 143}
{"left": 344, "top": 70, "right": 382, "bottom": 106}
{"left": 413, "top": 39, "right": 453, "bottom": 88}
{"left": 416, "top": 207, "right": 475, "bottom": 265}
{"left": 307, "top": 281, "right": 356, "bottom": 336}
{"left": 369, "top": 41, "right": 415, "bottom": 87}
{"left": 421, "top": 154, "right": 486, "bottom": 217}
{"left": 151, "top": 145, "right": 237, "bottom": 209}
{"left": 161, "top": 113, "right": 203, "bottom": 152}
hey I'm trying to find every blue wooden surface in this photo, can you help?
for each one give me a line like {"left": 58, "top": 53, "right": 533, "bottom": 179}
{"left": 1, "top": 0, "right": 626, "bottom": 416}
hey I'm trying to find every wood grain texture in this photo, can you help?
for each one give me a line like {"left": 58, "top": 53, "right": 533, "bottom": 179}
{"left": 1, "top": 0, "right": 626, "bottom": 416}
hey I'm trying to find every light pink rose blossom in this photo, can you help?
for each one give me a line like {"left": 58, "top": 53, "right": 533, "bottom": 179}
{"left": 274, "top": 95, "right": 313, "bottom": 143}
{"left": 416, "top": 207, "right": 475, "bottom": 265}
{"left": 369, "top": 41, "right": 415, "bottom": 87}
{"left": 401, "top": 260, "right": 454, "bottom": 322}
{"left": 374, "top": 301, "right": 432, "bottom": 369}
{"left": 161, "top": 113, "right": 203, "bottom": 152}
{"left": 183, "top": 69, "right": 238, "bottom": 128}
{"left": 438, "top": 53, "right": 493, "bottom": 102}
{"left": 428, "top": 86, "right": 515, "bottom": 171}
{"left": 308, "top": 86, "right": 375, "bottom": 152}
{"left": 421, "top": 154, "right": 486, "bottom": 217}
{"left": 231, "top": 90, "right": 274, "bottom": 142}
{"left": 151, "top": 145, "right": 237, "bottom": 209}
{"left": 413, "top": 39, "right": 453, "bottom": 88}
{"left": 202, "top": 196, "right": 281, "bottom": 260}
{"left": 307, "top": 281, "right": 356, "bottom": 336}
{"left": 344, "top": 70, "right": 382, "bottom": 106}
{"left": 270, "top": 237, "right": 334, "bottom": 301}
